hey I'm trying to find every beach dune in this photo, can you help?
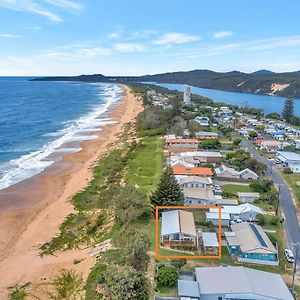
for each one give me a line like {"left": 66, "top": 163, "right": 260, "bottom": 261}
{"left": 0, "top": 85, "right": 142, "bottom": 298}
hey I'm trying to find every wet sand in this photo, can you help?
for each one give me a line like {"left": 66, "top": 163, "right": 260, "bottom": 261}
{"left": 0, "top": 85, "right": 143, "bottom": 298}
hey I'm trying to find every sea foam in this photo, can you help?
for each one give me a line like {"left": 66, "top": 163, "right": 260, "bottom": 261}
{"left": 0, "top": 84, "right": 122, "bottom": 190}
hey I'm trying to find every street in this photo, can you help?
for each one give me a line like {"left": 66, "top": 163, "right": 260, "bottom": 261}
{"left": 240, "top": 139, "right": 300, "bottom": 259}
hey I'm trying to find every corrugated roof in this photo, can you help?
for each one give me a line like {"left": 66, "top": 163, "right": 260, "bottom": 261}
{"left": 161, "top": 210, "right": 196, "bottom": 237}
{"left": 195, "top": 266, "right": 293, "bottom": 299}
{"left": 166, "top": 138, "right": 198, "bottom": 143}
{"left": 178, "top": 280, "right": 200, "bottom": 298}
{"left": 202, "top": 232, "right": 219, "bottom": 247}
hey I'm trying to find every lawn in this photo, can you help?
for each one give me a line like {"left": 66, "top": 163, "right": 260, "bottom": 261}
{"left": 222, "top": 183, "right": 252, "bottom": 194}
{"left": 125, "top": 136, "right": 164, "bottom": 195}
{"left": 279, "top": 170, "right": 300, "bottom": 206}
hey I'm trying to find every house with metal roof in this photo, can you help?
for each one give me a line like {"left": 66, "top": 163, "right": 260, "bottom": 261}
{"left": 161, "top": 210, "right": 197, "bottom": 246}
{"left": 179, "top": 151, "right": 223, "bottom": 164}
{"left": 195, "top": 131, "right": 219, "bottom": 140}
{"left": 277, "top": 151, "right": 300, "bottom": 173}
{"left": 210, "top": 203, "right": 264, "bottom": 222}
{"left": 183, "top": 187, "right": 216, "bottom": 206}
{"left": 178, "top": 279, "right": 200, "bottom": 300}
{"left": 239, "top": 168, "right": 258, "bottom": 180}
{"left": 215, "top": 164, "right": 240, "bottom": 179}
{"left": 237, "top": 192, "right": 260, "bottom": 203}
{"left": 225, "top": 223, "right": 278, "bottom": 265}
{"left": 192, "top": 266, "right": 293, "bottom": 300}
{"left": 200, "top": 232, "right": 219, "bottom": 255}
{"left": 205, "top": 211, "right": 231, "bottom": 227}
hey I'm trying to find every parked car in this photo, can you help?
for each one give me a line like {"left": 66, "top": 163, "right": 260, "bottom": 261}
{"left": 284, "top": 248, "right": 295, "bottom": 263}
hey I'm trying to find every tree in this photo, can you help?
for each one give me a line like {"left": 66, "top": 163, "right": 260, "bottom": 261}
{"left": 282, "top": 96, "right": 294, "bottom": 123}
{"left": 257, "top": 214, "right": 266, "bottom": 226}
{"left": 187, "top": 120, "right": 202, "bottom": 137}
{"left": 114, "top": 229, "right": 151, "bottom": 271}
{"left": 170, "top": 258, "right": 186, "bottom": 269}
{"left": 114, "top": 185, "right": 150, "bottom": 226}
{"left": 104, "top": 266, "right": 149, "bottom": 300}
{"left": 199, "top": 139, "right": 221, "bottom": 149}
{"left": 248, "top": 131, "right": 258, "bottom": 139}
{"left": 233, "top": 138, "right": 241, "bottom": 146}
{"left": 150, "top": 166, "right": 184, "bottom": 207}
{"left": 266, "top": 112, "right": 282, "bottom": 120}
{"left": 156, "top": 266, "right": 179, "bottom": 287}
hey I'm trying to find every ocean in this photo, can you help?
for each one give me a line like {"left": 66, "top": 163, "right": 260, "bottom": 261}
{"left": 0, "top": 77, "right": 122, "bottom": 190}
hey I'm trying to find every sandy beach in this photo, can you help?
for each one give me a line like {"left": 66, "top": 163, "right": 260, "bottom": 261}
{"left": 0, "top": 85, "right": 142, "bottom": 299}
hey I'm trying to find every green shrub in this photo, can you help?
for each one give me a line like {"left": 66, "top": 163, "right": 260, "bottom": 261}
{"left": 156, "top": 266, "right": 178, "bottom": 287}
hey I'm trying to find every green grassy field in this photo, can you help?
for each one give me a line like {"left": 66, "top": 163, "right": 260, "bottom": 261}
{"left": 125, "top": 136, "right": 164, "bottom": 195}
{"left": 279, "top": 170, "right": 300, "bottom": 206}
{"left": 222, "top": 183, "right": 252, "bottom": 193}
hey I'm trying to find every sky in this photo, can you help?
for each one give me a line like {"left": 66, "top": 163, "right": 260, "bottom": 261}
{"left": 0, "top": 0, "right": 300, "bottom": 76}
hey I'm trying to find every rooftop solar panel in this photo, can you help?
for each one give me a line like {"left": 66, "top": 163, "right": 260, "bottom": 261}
{"left": 249, "top": 223, "right": 267, "bottom": 247}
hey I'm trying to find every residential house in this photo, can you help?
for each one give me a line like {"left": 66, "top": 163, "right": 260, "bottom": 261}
{"left": 195, "top": 116, "right": 209, "bottom": 126}
{"left": 165, "top": 146, "right": 198, "bottom": 156}
{"left": 183, "top": 186, "right": 216, "bottom": 206}
{"left": 260, "top": 140, "right": 284, "bottom": 153}
{"left": 199, "top": 231, "right": 219, "bottom": 254}
{"left": 237, "top": 192, "right": 260, "bottom": 203}
{"left": 277, "top": 151, "right": 300, "bottom": 173}
{"left": 215, "top": 198, "right": 239, "bottom": 206}
{"left": 172, "top": 166, "right": 213, "bottom": 177}
{"left": 225, "top": 223, "right": 278, "bottom": 265}
{"left": 295, "top": 139, "right": 300, "bottom": 149}
{"left": 180, "top": 151, "right": 223, "bottom": 165}
{"left": 168, "top": 156, "right": 195, "bottom": 168}
{"left": 178, "top": 279, "right": 200, "bottom": 300}
{"left": 239, "top": 168, "right": 258, "bottom": 180}
{"left": 161, "top": 210, "right": 197, "bottom": 246}
{"left": 215, "top": 164, "right": 240, "bottom": 179}
{"left": 179, "top": 176, "right": 212, "bottom": 188}
{"left": 185, "top": 266, "right": 294, "bottom": 300}
{"left": 165, "top": 138, "right": 199, "bottom": 149}
{"left": 205, "top": 211, "right": 231, "bottom": 226}
{"left": 195, "top": 131, "right": 219, "bottom": 140}
{"left": 209, "top": 203, "right": 264, "bottom": 222}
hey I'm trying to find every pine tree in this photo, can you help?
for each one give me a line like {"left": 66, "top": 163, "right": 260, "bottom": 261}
{"left": 282, "top": 96, "right": 294, "bottom": 123}
{"left": 150, "top": 166, "right": 184, "bottom": 207}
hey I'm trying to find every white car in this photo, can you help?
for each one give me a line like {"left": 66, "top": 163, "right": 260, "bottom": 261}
{"left": 284, "top": 248, "right": 295, "bottom": 263}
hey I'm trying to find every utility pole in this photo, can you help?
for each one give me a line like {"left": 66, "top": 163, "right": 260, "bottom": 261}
{"left": 276, "top": 186, "right": 280, "bottom": 217}
{"left": 292, "top": 243, "right": 299, "bottom": 296}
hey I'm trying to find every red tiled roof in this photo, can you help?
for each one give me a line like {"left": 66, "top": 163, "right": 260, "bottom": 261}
{"left": 172, "top": 167, "right": 213, "bottom": 176}
{"left": 255, "top": 139, "right": 276, "bottom": 145}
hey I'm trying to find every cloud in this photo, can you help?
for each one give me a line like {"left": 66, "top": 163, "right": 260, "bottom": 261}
{"left": 153, "top": 33, "right": 200, "bottom": 45}
{"left": 0, "top": 0, "right": 62, "bottom": 22}
{"left": 0, "top": 33, "right": 20, "bottom": 39}
{"left": 26, "top": 26, "right": 42, "bottom": 30}
{"left": 44, "top": 0, "right": 83, "bottom": 11}
{"left": 213, "top": 31, "right": 233, "bottom": 39}
{"left": 39, "top": 44, "right": 112, "bottom": 60}
{"left": 0, "top": 0, "right": 83, "bottom": 22}
{"left": 114, "top": 43, "right": 145, "bottom": 53}
{"left": 175, "top": 35, "right": 300, "bottom": 60}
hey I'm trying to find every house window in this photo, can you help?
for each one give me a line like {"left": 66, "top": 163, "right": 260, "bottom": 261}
{"left": 218, "top": 297, "right": 223, "bottom": 300}
{"left": 191, "top": 183, "right": 194, "bottom": 187}
{"left": 198, "top": 200, "right": 201, "bottom": 204}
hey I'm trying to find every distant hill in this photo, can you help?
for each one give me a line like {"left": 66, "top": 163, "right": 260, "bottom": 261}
{"left": 252, "top": 69, "right": 275, "bottom": 75}
{"left": 32, "top": 69, "right": 300, "bottom": 98}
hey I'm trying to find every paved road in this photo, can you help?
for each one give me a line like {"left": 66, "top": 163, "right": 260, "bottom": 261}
{"left": 240, "top": 140, "right": 300, "bottom": 254}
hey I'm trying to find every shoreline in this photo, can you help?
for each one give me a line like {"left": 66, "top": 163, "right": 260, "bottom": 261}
{"left": 0, "top": 85, "right": 143, "bottom": 298}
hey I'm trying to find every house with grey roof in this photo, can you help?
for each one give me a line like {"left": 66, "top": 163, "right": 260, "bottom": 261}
{"left": 191, "top": 266, "right": 293, "bottom": 300}
{"left": 209, "top": 203, "right": 264, "bottom": 222}
{"left": 225, "top": 222, "right": 278, "bottom": 265}
{"left": 237, "top": 192, "right": 260, "bottom": 203}
{"left": 239, "top": 168, "right": 258, "bottom": 180}
{"left": 215, "top": 164, "right": 240, "bottom": 179}
{"left": 199, "top": 231, "right": 219, "bottom": 255}
{"left": 277, "top": 151, "right": 300, "bottom": 173}
{"left": 161, "top": 210, "right": 197, "bottom": 247}
{"left": 178, "top": 279, "right": 200, "bottom": 300}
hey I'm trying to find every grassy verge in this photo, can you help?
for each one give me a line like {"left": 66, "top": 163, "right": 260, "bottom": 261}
{"left": 279, "top": 170, "right": 300, "bottom": 206}
{"left": 222, "top": 183, "right": 252, "bottom": 194}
